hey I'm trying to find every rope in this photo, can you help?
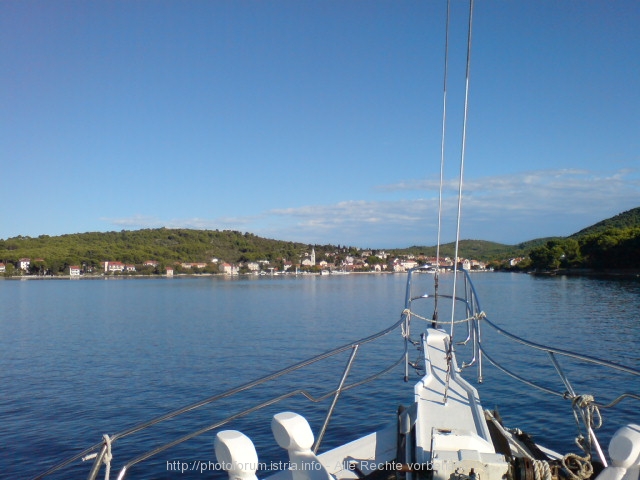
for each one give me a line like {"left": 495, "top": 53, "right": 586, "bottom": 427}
{"left": 533, "top": 460, "right": 552, "bottom": 480}
{"left": 443, "top": 345, "right": 453, "bottom": 403}
{"left": 555, "top": 395, "right": 598, "bottom": 480}
{"left": 103, "top": 434, "right": 113, "bottom": 480}
{"left": 401, "top": 309, "right": 411, "bottom": 338}
{"left": 404, "top": 309, "right": 485, "bottom": 326}
{"left": 566, "top": 393, "right": 602, "bottom": 462}
{"left": 562, "top": 453, "right": 593, "bottom": 480}
{"left": 572, "top": 394, "right": 602, "bottom": 430}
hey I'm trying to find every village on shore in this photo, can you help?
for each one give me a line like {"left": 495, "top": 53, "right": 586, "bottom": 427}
{"left": 1, "top": 247, "right": 495, "bottom": 278}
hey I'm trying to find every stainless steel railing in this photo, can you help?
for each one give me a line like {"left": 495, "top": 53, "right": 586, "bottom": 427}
{"left": 33, "top": 315, "right": 408, "bottom": 480}
{"left": 403, "top": 266, "right": 640, "bottom": 467}
{"left": 403, "top": 266, "right": 640, "bottom": 400}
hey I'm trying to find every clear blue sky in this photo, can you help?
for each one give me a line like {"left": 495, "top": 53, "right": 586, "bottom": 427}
{"left": 2, "top": 1, "right": 638, "bottom": 248}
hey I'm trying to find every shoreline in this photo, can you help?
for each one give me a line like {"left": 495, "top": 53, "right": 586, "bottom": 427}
{"left": 0, "top": 271, "right": 397, "bottom": 280}
{"left": 528, "top": 268, "right": 640, "bottom": 278}
{"left": 3, "top": 268, "right": 639, "bottom": 280}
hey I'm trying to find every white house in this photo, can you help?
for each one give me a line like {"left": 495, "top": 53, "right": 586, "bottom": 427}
{"left": 0, "top": 263, "right": 5, "bottom": 273}
{"left": 509, "top": 257, "right": 524, "bottom": 267}
{"left": 104, "top": 261, "right": 125, "bottom": 273}
{"left": 18, "top": 258, "right": 30, "bottom": 271}
{"left": 403, "top": 260, "right": 419, "bottom": 270}
{"left": 222, "top": 263, "right": 238, "bottom": 275}
{"left": 247, "top": 262, "right": 260, "bottom": 272}
{"left": 69, "top": 266, "right": 81, "bottom": 276}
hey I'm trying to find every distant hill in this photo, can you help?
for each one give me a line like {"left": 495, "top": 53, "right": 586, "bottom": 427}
{"left": 391, "top": 239, "right": 533, "bottom": 261}
{"left": 570, "top": 207, "right": 640, "bottom": 238}
{"left": 395, "top": 207, "right": 640, "bottom": 264}
{"left": 0, "top": 229, "right": 311, "bottom": 270}
{"left": 524, "top": 207, "right": 640, "bottom": 272}
{"left": 2, "top": 207, "right": 638, "bottom": 274}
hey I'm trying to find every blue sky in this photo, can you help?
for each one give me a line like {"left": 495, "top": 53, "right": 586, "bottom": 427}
{"left": 2, "top": 1, "right": 638, "bottom": 248}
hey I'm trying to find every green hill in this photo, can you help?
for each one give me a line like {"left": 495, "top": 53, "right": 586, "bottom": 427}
{"left": 398, "top": 207, "right": 640, "bottom": 271}
{"left": 524, "top": 207, "right": 640, "bottom": 272}
{"left": 393, "top": 240, "right": 512, "bottom": 261}
{"left": 392, "top": 238, "right": 566, "bottom": 262}
{"left": 0, "top": 229, "right": 311, "bottom": 273}
{"left": 570, "top": 207, "right": 640, "bottom": 238}
{"left": 2, "top": 207, "right": 639, "bottom": 275}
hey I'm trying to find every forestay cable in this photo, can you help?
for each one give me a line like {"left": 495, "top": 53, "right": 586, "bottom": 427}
{"left": 444, "top": 0, "right": 475, "bottom": 403}
{"left": 433, "top": 0, "right": 451, "bottom": 328}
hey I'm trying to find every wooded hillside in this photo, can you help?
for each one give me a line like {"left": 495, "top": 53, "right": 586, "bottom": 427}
{"left": 514, "top": 207, "right": 640, "bottom": 272}
{"left": 0, "top": 229, "right": 311, "bottom": 274}
{"left": 1, "top": 207, "right": 639, "bottom": 275}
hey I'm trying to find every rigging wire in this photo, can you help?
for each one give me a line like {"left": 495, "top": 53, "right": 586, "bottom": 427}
{"left": 444, "top": 0, "right": 475, "bottom": 403}
{"left": 449, "top": 0, "right": 474, "bottom": 341}
{"left": 433, "top": 0, "right": 451, "bottom": 328}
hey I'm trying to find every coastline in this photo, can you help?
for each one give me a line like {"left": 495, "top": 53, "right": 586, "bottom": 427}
{"left": 0, "top": 271, "right": 398, "bottom": 280}
{"left": 5, "top": 268, "right": 639, "bottom": 281}
{"left": 529, "top": 268, "right": 640, "bottom": 278}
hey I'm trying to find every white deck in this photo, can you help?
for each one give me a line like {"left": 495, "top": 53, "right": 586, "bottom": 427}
{"left": 265, "top": 328, "right": 509, "bottom": 480}
{"left": 266, "top": 425, "right": 397, "bottom": 480}
{"left": 414, "top": 329, "right": 506, "bottom": 477}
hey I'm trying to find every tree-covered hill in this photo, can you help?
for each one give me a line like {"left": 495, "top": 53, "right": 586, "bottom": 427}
{"left": 393, "top": 238, "right": 565, "bottom": 262}
{"left": 0, "top": 229, "right": 311, "bottom": 273}
{"left": 519, "top": 207, "right": 640, "bottom": 272}
{"left": 2, "top": 206, "right": 639, "bottom": 275}
{"left": 570, "top": 207, "right": 640, "bottom": 238}
{"left": 394, "top": 240, "right": 512, "bottom": 261}
{"left": 394, "top": 207, "right": 640, "bottom": 272}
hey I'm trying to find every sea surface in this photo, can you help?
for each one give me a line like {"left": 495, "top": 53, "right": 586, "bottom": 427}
{"left": 1, "top": 273, "right": 638, "bottom": 479}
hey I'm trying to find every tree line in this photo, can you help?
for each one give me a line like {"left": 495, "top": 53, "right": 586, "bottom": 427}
{"left": 0, "top": 228, "right": 365, "bottom": 276}
{"left": 2, "top": 208, "right": 639, "bottom": 276}
{"left": 504, "top": 226, "right": 640, "bottom": 272}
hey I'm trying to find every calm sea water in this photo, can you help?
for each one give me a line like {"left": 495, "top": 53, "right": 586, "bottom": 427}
{"left": 1, "top": 273, "right": 638, "bottom": 479}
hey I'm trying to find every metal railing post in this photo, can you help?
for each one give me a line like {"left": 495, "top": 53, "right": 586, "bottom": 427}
{"left": 404, "top": 311, "right": 410, "bottom": 382}
{"left": 86, "top": 444, "right": 107, "bottom": 480}
{"left": 548, "top": 352, "right": 607, "bottom": 467}
{"left": 313, "top": 344, "right": 359, "bottom": 453}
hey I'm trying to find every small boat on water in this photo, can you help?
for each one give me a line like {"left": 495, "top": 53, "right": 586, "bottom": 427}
{"left": 32, "top": 2, "right": 639, "bottom": 480}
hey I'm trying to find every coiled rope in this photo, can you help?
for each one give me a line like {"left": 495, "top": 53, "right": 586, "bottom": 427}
{"left": 562, "top": 453, "right": 594, "bottom": 480}
{"left": 532, "top": 459, "right": 553, "bottom": 480}
{"left": 572, "top": 394, "right": 602, "bottom": 431}
{"left": 557, "top": 394, "right": 600, "bottom": 480}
